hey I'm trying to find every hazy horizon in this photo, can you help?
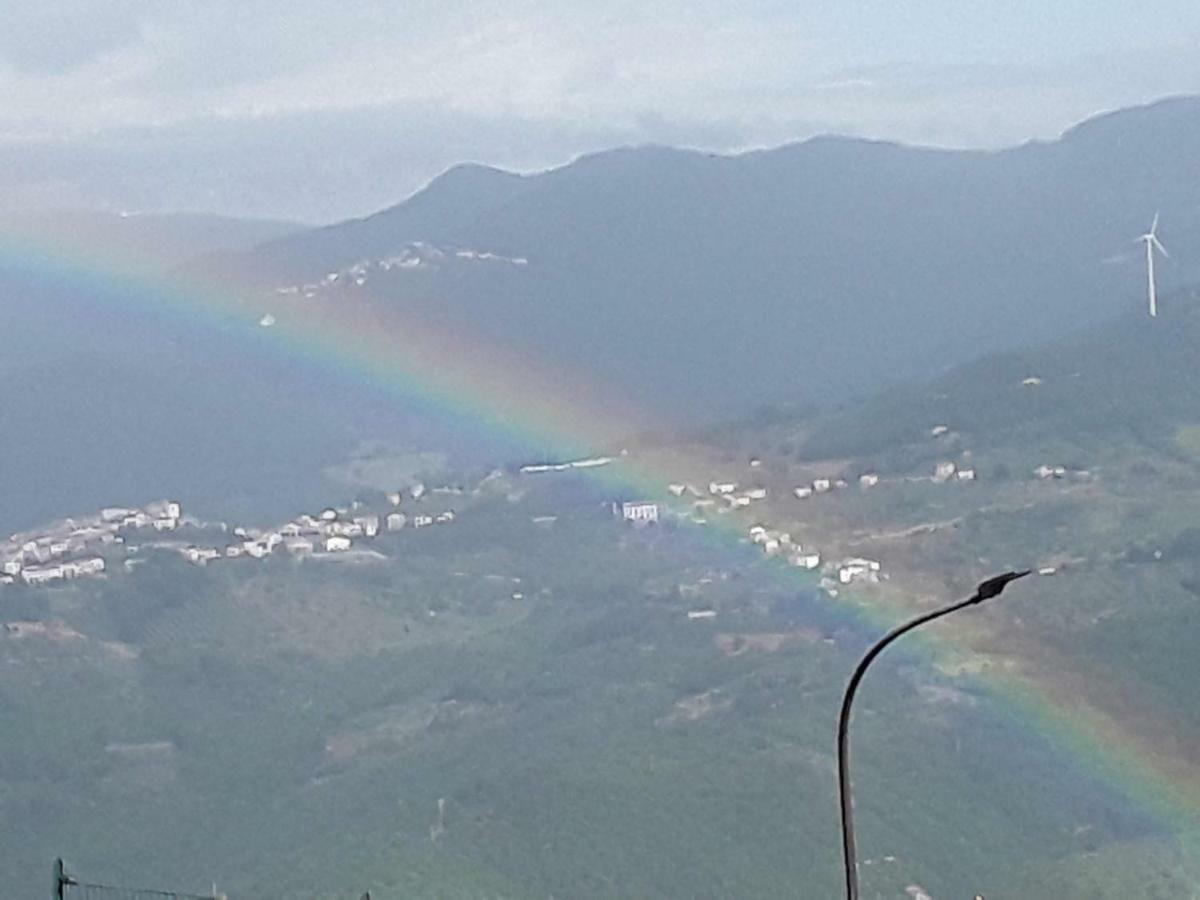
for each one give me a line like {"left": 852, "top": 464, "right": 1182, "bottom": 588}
{"left": 3, "top": 1, "right": 1199, "bottom": 222}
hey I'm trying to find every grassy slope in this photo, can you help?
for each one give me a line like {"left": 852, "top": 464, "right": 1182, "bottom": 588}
{"left": 2, "top": 480, "right": 1188, "bottom": 898}
{"left": 684, "top": 294, "right": 1200, "bottom": 880}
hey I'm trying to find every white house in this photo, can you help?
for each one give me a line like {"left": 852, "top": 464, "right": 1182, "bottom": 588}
{"left": 859, "top": 473, "right": 880, "bottom": 488}
{"left": 837, "top": 556, "right": 882, "bottom": 585}
{"left": 436, "top": 511, "right": 457, "bottom": 524}
{"left": 745, "top": 487, "right": 768, "bottom": 500}
{"left": 932, "top": 461, "right": 957, "bottom": 482}
{"left": 1034, "top": 464, "right": 1067, "bottom": 479}
{"left": 709, "top": 481, "right": 737, "bottom": 495}
{"left": 838, "top": 565, "right": 875, "bottom": 585}
{"left": 2, "top": 559, "right": 22, "bottom": 576}
{"left": 617, "top": 501, "right": 659, "bottom": 524}
{"left": 794, "top": 486, "right": 814, "bottom": 499}
{"left": 386, "top": 512, "right": 407, "bottom": 531}
{"left": 844, "top": 556, "right": 882, "bottom": 572}
{"left": 184, "top": 547, "right": 221, "bottom": 565}
{"left": 412, "top": 515, "right": 434, "bottom": 528}
{"left": 1022, "top": 376, "right": 1042, "bottom": 386}
{"left": 353, "top": 516, "right": 380, "bottom": 538}
{"left": 792, "top": 552, "right": 821, "bottom": 570}
{"left": 243, "top": 541, "right": 270, "bottom": 559}
{"left": 284, "top": 538, "right": 314, "bottom": 556}
{"left": 69, "top": 557, "right": 105, "bottom": 577}
{"left": 667, "top": 483, "right": 688, "bottom": 497}
{"left": 386, "top": 491, "right": 403, "bottom": 506}
{"left": 324, "top": 536, "right": 352, "bottom": 553}
{"left": 21, "top": 565, "right": 65, "bottom": 585}
{"left": 687, "top": 609, "right": 717, "bottom": 620}
{"left": 145, "top": 500, "right": 182, "bottom": 521}
{"left": 812, "top": 478, "right": 832, "bottom": 493}
{"left": 320, "top": 508, "right": 339, "bottom": 522}
{"left": 931, "top": 425, "right": 950, "bottom": 437}
{"left": 956, "top": 468, "right": 977, "bottom": 481}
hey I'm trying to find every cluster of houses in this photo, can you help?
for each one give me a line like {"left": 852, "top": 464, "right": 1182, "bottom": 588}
{"left": 793, "top": 477, "right": 849, "bottom": 499}
{"left": 931, "top": 461, "right": 977, "bottom": 483}
{"left": 745, "top": 524, "right": 881, "bottom": 586}
{"left": 171, "top": 487, "right": 459, "bottom": 568}
{"left": 746, "top": 524, "right": 822, "bottom": 570}
{"left": 653, "top": 456, "right": 898, "bottom": 597}
{"left": 1, "top": 499, "right": 182, "bottom": 588}
{"left": 791, "top": 463, "right": 975, "bottom": 498}
{"left": 2, "top": 485, "right": 464, "bottom": 588}
{"left": 661, "top": 480, "right": 771, "bottom": 515}
{"left": 272, "top": 242, "right": 529, "bottom": 301}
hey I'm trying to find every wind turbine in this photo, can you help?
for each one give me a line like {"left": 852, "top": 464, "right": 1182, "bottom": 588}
{"left": 1138, "top": 213, "right": 1169, "bottom": 317}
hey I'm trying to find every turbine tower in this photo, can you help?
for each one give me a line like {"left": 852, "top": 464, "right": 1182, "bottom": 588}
{"left": 1138, "top": 213, "right": 1169, "bottom": 317}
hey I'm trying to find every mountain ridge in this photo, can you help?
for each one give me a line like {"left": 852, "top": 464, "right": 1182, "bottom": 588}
{"left": 199, "top": 96, "right": 1200, "bottom": 422}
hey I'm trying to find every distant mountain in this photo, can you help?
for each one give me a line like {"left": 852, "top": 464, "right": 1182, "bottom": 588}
{"left": 1, "top": 209, "right": 302, "bottom": 272}
{"left": 207, "top": 96, "right": 1200, "bottom": 420}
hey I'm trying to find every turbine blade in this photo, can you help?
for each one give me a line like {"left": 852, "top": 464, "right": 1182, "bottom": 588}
{"left": 1152, "top": 211, "right": 1160, "bottom": 234}
{"left": 1152, "top": 235, "right": 1169, "bottom": 257}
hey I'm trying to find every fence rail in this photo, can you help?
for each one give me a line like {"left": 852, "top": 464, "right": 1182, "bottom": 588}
{"left": 53, "top": 860, "right": 373, "bottom": 900}
{"left": 54, "top": 860, "right": 226, "bottom": 900}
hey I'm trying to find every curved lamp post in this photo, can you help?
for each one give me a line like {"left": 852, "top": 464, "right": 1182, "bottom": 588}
{"left": 836, "top": 570, "right": 1031, "bottom": 900}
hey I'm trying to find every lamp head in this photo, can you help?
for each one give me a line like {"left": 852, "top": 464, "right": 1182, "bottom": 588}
{"left": 973, "top": 570, "right": 1031, "bottom": 602}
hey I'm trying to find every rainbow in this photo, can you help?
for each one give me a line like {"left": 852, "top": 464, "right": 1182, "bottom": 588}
{"left": 4, "top": 230, "right": 1199, "bottom": 871}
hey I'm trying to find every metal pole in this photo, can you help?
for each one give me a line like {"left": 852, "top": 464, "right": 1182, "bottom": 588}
{"left": 53, "top": 858, "right": 73, "bottom": 900}
{"left": 836, "top": 571, "right": 1029, "bottom": 900}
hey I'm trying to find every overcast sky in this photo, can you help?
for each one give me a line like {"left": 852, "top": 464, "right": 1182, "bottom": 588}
{"left": 3, "top": 1, "right": 1199, "bottom": 222}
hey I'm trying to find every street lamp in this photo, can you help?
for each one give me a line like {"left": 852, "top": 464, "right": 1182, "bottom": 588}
{"left": 836, "top": 570, "right": 1031, "bottom": 900}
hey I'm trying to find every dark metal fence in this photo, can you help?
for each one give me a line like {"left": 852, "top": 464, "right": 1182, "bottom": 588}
{"left": 54, "top": 860, "right": 226, "bottom": 900}
{"left": 53, "top": 859, "right": 374, "bottom": 900}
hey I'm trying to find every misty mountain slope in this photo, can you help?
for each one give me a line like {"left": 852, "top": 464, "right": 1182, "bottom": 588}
{"left": 209, "top": 163, "right": 531, "bottom": 282}
{"left": 796, "top": 284, "right": 1200, "bottom": 462}
{"left": 211, "top": 97, "right": 1200, "bottom": 420}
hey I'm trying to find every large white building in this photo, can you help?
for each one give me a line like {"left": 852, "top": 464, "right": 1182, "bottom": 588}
{"left": 616, "top": 501, "right": 659, "bottom": 524}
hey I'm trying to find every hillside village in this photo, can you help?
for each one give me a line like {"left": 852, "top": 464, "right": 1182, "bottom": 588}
{"left": 0, "top": 483, "right": 460, "bottom": 589}
{"left": 1, "top": 430, "right": 1018, "bottom": 597}
{"left": 271, "top": 241, "right": 529, "bottom": 301}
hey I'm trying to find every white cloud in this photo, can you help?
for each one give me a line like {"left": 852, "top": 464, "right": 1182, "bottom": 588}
{"left": 0, "top": 2, "right": 1197, "bottom": 218}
